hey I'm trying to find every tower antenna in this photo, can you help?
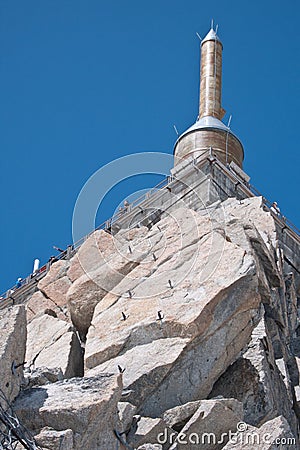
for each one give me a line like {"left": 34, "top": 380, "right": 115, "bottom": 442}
{"left": 211, "top": 19, "right": 214, "bottom": 30}
{"left": 227, "top": 114, "right": 232, "bottom": 128}
{"left": 196, "top": 32, "right": 202, "bottom": 41}
{"left": 215, "top": 24, "right": 219, "bottom": 34}
{"left": 173, "top": 125, "right": 179, "bottom": 136}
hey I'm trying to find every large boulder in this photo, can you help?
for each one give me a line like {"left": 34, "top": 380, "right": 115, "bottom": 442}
{"left": 67, "top": 227, "right": 152, "bottom": 339}
{"left": 127, "top": 416, "right": 174, "bottom": 450}
{"left": 168, "top": 398, "right": 243, "bottom": 450}
{"left": 70, "top": 209, "right": 208, "bottom": 342}
{"left": 24, "top": 366, "right": 64, "bottom": 388}
{"left": 67, "top": 229, "right": 116, "bottom": 282}
{"left": 222, "top": 415, "right": 296, "bottom": 449}
{"left": 84, "top": 207, "right": 262, "bottom": 416}
{"left": 13, "top": 374, "right": 123, "bottom": 450}
{"left": 212, "top": 197, "right": 281, "bottom": 303}
{"left": 88, "top": 338, "right": 190, "bottom": 408}
{"left": 38, "top": 260, "right": 71, "bottom": 308}
{"left": 26, "top": 314, "right": 83, "bottom": 378}
{"left": 0, "top": 305, "right": 26, "bottom": 406}
{"left": 34, "top": 427, "right": 74, "bottom": 450}
{"left": 117, "top": 401, "right": 137, "bottom": 434}
{"left": 67, "top": 226, "right": 149, "bottom": 282}
{"left": 26, "top": 291, "right": 68, "bottom": 323}
{"left": 214, "top": 196, "right": 277, "bottom": 251}
{"left": 208, "top": 316, "right": 298, "bottom": 436}
{"left": 162, "top": 400, "right": 203, "bottom": 431}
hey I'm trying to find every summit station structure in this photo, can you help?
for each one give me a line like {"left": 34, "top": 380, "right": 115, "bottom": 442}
{"left": 1, "top": 26, "right": 300, "bottom": 450}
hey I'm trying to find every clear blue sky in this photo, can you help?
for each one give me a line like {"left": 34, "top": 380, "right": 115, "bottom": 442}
{"left": 0, "top": 0, "right": 299, "bottom": 294}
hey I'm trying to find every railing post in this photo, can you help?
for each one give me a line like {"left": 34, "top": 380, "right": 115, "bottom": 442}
{"left": 66, "top": 245, "right": 74, "bottom": 259}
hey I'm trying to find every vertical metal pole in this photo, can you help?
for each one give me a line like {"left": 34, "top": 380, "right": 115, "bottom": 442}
{"left": 33, "top": 259, "right": 40, "bottom": 273}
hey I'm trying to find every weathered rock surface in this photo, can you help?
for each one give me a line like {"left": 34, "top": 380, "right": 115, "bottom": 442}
{"left": 13, "top": 374, "right": 123, "bottom": 450}
{"left": 26, "top": 291, "right": 68, "bottom": 323}
{"left": 24, "top": 366, "right": 63, "bottom": 388}
{"left": 118, "top": 401, "right": 137, "bottom": 433}
{"left": 0, "top": 305, "right": 26, "bottom": 406}
{"left": 162, "top": 400, "right": 203, "bottom": 431}
{"left": 209, "top": 316, "right": 298, "bottom": 437}
{"left": 214, "top": 196, "right": 277, "bottom": 251}
{"left": 222, "top": 415, "right": 296, "bottom": 449}
{"left": 84, "top": 207, "right": 262, "bottom": 417}
{"left": 38, "top": 260, "right": 71, "bottom": 307}
{"left": 26, "top": 314, "right": 83, "bottom": 378}
{"left": 212, "top": 197, "right": 281, "bottom": 306}
{"left": 168, "top": 398, "right": 243, "bottom": 450}
{"left": 88, "top": 337, "right": 190, "bottom": 408}
{"left": 34, "top": 427, "right": 74, "bottom": 450}
{"left": 67, "top": 254, "right": 143, "bottom": 339}
{"left": 127, "top": 416, "right": 174, "bottom": 450}
{"left": 4, "top": 195, "right": 300, "bottom": 447}
{"left": 67, "top": 229, "right": 116, "bottom": 281}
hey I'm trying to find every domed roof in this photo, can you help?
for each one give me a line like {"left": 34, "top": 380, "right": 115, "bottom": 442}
{"left": 174, "top": 116, "right": 243, "bottom": 151}
{"left": 184, "top": 116, "right": 229, "bottom": 133}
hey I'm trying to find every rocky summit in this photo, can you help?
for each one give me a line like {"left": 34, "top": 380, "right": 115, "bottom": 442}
{"left": 1, "top": 196, "right": 300, "bottom": 449}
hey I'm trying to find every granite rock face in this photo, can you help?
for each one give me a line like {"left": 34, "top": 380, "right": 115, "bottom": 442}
{"left": 88, "top": 337, "right": 190, "bottom": 409}
{"left": 67, "top": 229, "right": 117, "bottom": 282}
{"left": 85, "top": 206, "right": 261, "bottom": 417}
{"left": 118, "top": 401, "right": 137, "bottom": 434}
{"left": 127, "top": 416, "right": 174, "bottom": 450}
{"left": 34, "top": 427, "right": 74, "bottom": 450}
{"left": 222, "top": 415, "right": 296, "bottom": 450}
{"left": 38, "top": 260, "right": 71, "bottom": 308}
{"left": 13, "top": 374, "right": 122, "bottom": 450}
{"left": 25, "top": 314, "right": 83, "bottom": 378}
{"left": 26, "top": 291, "right": 68, "bottom": 323}
{"left": 24, "top": 366, "right": 64, "bottom": 388}
{"left": 169, "top": 398, "right": 243, "bottom": 450}
{"left": 162, "top": 400, "right": 205, "bottom": 430}
{"left": 0, "top": 305, "right": 26, "bottom": 406}
{"left": 209, "top": 315, "right": 298, "bottom": 437}
{"left": 67, "top": 255, "right": 140, "bottom": 340}
{"left": 3, "top": 195, "right": 300, "bottom": 448}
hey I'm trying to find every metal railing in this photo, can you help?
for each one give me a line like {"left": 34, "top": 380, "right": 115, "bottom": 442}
{"left": 1, "top": 150, "right": 299, "bottom": 307}
{"left": 210, "top": 155, "right": 300, "bottom": 239}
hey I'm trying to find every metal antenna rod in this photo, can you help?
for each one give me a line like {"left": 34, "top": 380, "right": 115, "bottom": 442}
{"left": 173, "top": 125, "right": 179, "bottom": 136}
{"left": 196, "top": 32, "right": 202, "bottom": 41}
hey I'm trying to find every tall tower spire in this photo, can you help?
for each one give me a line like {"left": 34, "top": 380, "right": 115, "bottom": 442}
{"left": 173, "top": 26, "right": 244, "bottom": 169}
{"left": 199, "top": 28, "right": 225, "bottom": 120}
